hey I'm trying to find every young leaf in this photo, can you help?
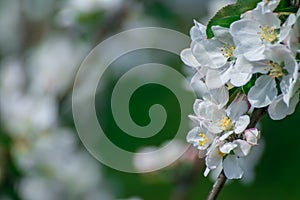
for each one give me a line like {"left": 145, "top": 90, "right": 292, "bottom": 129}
{"left": 274, "top": 0, "right": 299, "bottom": 13}
{"left": 206, "top": 0, "right": 261, "bottom": 38}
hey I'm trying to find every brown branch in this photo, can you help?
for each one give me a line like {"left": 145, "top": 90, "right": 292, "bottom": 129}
{"left": 206, "top": 107, "right": 268, "bottom": 200}
{"left": 206, "top": 171, "right": 226, "bottom": 200}
{"left": 248, "top": 107, "right": 268, "bottom": 128}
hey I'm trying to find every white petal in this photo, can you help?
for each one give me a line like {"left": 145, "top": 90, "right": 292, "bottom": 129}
{"left": 209, "top": 86, "right": 229, "bottom": 109}
{"left": 190, "top": 20, "right": 206, "bottom": 42}
{"left": 227, "top": 94, "right": 250, "bottom": 120}
{"left": 212, "top": 26, "right": 233, "bottom": 44}
{"left": 287, "top": 18, "right": 300, "bottom": 55}
{"left": 230, "top": 19, "right": 265, "bottom": 61}
{"left": 192, "top": 40, "right": 227, "bottom": 69}
{"left": 234, "top": 115, "right": 250, "bottom": 134}
{"left": 208, "top": 163, "right": 223, "bottom": 181}
{"left": 260, "top": 0, "right": 280, "bottom": 12}
{"left": 280, "top": 75, "right": 296, "bottom": 106}
{"left": 264, "top": 45, "right": 294, "bottom": 66}
{"left": 193, "top": 99, "right": 203, "bottom": 115}
{"left": 231, "top": 55, "right": 271, "bottom": 87}
{"left": 280, "top": 14, "right": 296, "bottom": 42}
{"left": 196, "top": 99, "right": 224, "bottom": 121}
{"left": 208, "top": 122, "right": 223, "bottom": 134}
{"left": 248, "top": 75, "right": 277, "bottom": 108}
{"left": 281, "top": 59, "right": 298, "bottom": 106}
{"left": 246, "top": 3, "right": 281, "bottom": 28}
{"left": 223, "top": 155, "right": 243, "bottom": 179}
{"left": 180, "top": 48, "right": 200, "bottom": 68}
{"left": 219, "top": 131, "right": 234, "bottom": 141}
{"left": 204, "top": 167, "right": 210, "bottom": 177}
{"left": 234, "top": 55, "right": 269, "bottom": 74}
{"left": 206, "top": 65, "right": 232, "bottom": 89}
{"left": 206, "top": 146, "right": 223, "bottom": 169}
{"left": 186, "top": 126, "right": 202, "bottom": 145}
{"left": 258, "top": 12, "right": 281, "bottom": 28}
{"left": 244, "top": 128, "right": 260, "bottom": 145}
{"left": 230, "top": 69, "right": 252, "bottom": 87}
{"left": 233, "top": 140, "right": 252, "bottom": 157}
{"left": 268, "top": 93, "right": 299, "bottom": 120}
{"left": 190, "top": 72, "right": 205, "bottom": 86}
{"left": 192, "top": 67, "right": 208, "bottom": 81}
{"left": 188, "top": 114, "right": 199, "bottom": 124}
{"left": 219, "top": 142, "right": 237, "bottom": 154}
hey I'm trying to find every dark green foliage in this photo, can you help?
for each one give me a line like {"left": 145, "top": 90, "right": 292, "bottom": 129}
{"left": 206, "top": 0, "right": 261, "bottom": 38}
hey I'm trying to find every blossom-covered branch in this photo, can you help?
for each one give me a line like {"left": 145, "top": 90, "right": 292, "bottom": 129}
{"left": 206, "top": 106, "right": 268, "bottom": 200}
{"left": 181, "top": 0, "right": 300, "bottom": 198}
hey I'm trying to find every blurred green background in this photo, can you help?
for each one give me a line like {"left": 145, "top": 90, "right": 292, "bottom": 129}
{"left": 0, "top": 0, "right": 299, "bottom": 199}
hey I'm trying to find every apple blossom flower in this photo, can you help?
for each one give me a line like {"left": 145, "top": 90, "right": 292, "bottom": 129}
{"left": 280, "top": 14, "right": 297, "bottom": 43}
{"left": 182, "top": 22, "right": 263, "bottom": 89}
{"left": 183, "top": 0, "right": 300, "bottom": 182}
{"left": 268, "top": 93, "right": 299, "bottom": 120}
{"left": 247, "top": 45, "right": 298, "bottom": 108}
{"left": 230, "top": 3, "right": 281, "bottom": 61}
{"left": 287, "top": 9, "right": 300, "bottom": 55}
{"left": 204, "top": 128, "right": 260, "bottom": 179}
{"left": 200, "top": 94, "right": 250, "bottom": 134}
{"left": 190, "top": 25, "right": 250, "bottom": 89}
{"left": 180, "top": 20, "right": 209, "bottom": 86}
{"left": 190, "top": 19, "right": 207, "bottom": 42}
{"left": 186, "top": 126, "right": 216, "bottom": 158}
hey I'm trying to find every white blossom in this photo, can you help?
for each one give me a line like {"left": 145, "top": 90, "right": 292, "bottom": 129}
{"left": 287, "top": 10, "right": 300, "bottom": 55}
{"left": 182, "top": 0, "right": 299, "bottom": 182}
{"left": 231, "top": 3, "right": 281, "bottom": 61}
{"left": 248, "top": 45, "right": 298, "bottom": 108}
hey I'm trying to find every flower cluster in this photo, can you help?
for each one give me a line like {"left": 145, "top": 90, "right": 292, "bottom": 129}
{"left": 182, "top": 0, "right": 300, "bottom": 179}
{"left": 187, "top": 90, "right": 260, "bottom": 179}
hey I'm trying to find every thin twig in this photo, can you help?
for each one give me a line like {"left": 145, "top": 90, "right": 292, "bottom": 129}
{"left": 206, "top": 107, "right": 268, "bottom": 200}
{"left": 248, "top": 107, "right": 268, "bottom": 129}
{"left": 206, "top": 171, "right": 226, "bottom": 200}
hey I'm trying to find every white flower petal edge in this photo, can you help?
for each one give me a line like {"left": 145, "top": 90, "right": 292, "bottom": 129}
{"left": 248, "top": 75, "right": 277, "bottom": 108}
{"left": 190, "top": 20, "right": 206, "bottom": 42}
{"left": 180, "top": 48, "right": 201, "bottom": 68}
{"left": 234, "top": 115, "right": 250, "bottom": 134}
{"left": 245, "top": 128, "right": 260, "bottom": 145}
{"left": 268, "top": 93, "right": 300, "bottom": 120}
{"left": 223, "top": 155, "right": 244, "bottom": 179}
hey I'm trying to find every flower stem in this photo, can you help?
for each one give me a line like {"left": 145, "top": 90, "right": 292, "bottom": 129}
{"left": 206, "top": 171, "right": 226, "bottom": 200}
{"left": 206, "top": 107, "right": 268, "bottom": 199}
{"left": 247, "top": 107, "right": 268, "bottom": 129}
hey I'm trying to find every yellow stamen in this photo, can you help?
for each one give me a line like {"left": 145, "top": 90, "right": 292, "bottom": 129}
{"left": 257, "top": 25, "right": 277, "bottom": 43}
{"left": 221, "top": 43, "right": 235, "bottom": 58}
{"left": 218, "top": 116, "right": 233, "bottom": 131}
{"left": 268, "top": 61, "right": 283, "bottom": 79}
{"left": 225, "top": 82, "right": 234, "bottom": 90}
{"left": 218, "top": 150, "right": 226, "bottom": 157}
{"left": 198, "top": 132, "right": 208, "bottom": 147}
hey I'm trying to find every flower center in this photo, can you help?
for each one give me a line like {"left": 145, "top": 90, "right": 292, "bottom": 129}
{"left": 218, "top": 149, "right": 226, "bottom": 157}
{"left": 264, "top": 0, "right": 271, "bottom": 4}
{"left": 221, "top": 43, "right": 235, "bottom": 58}
{"left": 268, "top": 61, "right": 284, "bottom": 79}
{"left": 198, "top": 132, "right": 208, "bottom": 147}
{"left": 257, "top": 25, "right": 277, "bottom": 43}
{"left": 218, "top": 116, "right": 233, "bottom": 131}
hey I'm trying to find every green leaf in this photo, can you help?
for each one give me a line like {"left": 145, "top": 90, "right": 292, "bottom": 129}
{"left": 274, "top": 0, "right": 299, "bottom": 13}
{"left": 206, "top": 0, "right": 261, "bottom": 38}
{"left": 276, "top": 0, "right": 291, "bottom": 9}
{"left": 242, "top": 76, "right": 256, "bottom": 94}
